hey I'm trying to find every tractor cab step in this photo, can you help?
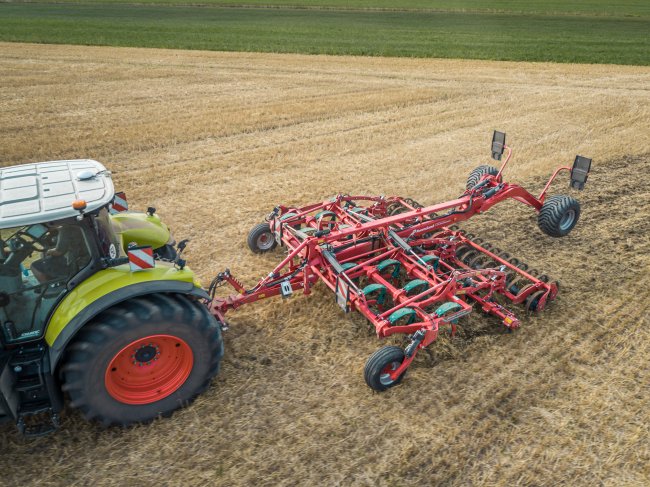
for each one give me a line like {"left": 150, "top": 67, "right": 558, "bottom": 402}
{"left": 16, "top": 404, "right": 60, "bottom": 437}
{"left": 6, "top": 343, "right": 63, "bottom": 436}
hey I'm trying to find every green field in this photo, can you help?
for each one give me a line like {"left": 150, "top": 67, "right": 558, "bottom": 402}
{"left": 0, "top": 1, "right": 648, "bottom": 64}
{"left": 15, "top": 0, "right": 650, "bottom": 17}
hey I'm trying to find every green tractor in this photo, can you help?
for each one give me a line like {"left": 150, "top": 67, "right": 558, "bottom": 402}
{"left": 0, "top": 160, "right": 223, "bottom": 435}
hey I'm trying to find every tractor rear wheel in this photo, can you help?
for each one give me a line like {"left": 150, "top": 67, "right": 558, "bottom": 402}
{"left": 538, "top": 195, "right": 581, "bottom": 237}
{"left": 466, "top": 165, "right": 499, "bottom": 190}
{"left": 61, "top": 294, "right": 223, "bottom": 427}
{"left": 364, "top": 346, "right": 406, "bottom": 392}
{"left": 247, "top": 222, "right": 277, "bottom": 253}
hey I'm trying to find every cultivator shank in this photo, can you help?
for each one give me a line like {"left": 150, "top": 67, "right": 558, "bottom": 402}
{"left": 209, "top": 132, "right": 590, "bottom": 391}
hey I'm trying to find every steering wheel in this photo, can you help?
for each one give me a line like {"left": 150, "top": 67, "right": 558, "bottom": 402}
{"left": 7, "top": 235, "right": 31, "bottom": 252}
{"left": 15, "top": 231, "right": 47, "bottom": 252}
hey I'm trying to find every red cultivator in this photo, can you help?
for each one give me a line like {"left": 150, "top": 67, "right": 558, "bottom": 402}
{"left": 209, "top": 132, "right": 591, "bottom": 391}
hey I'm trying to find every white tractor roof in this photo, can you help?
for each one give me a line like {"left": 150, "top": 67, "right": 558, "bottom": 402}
{"left": 0, "top": 160, "right": 114, "bottom": 229}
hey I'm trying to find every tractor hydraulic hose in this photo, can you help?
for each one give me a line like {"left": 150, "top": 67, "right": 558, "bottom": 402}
{"left": 483, "top": 184, "right": 503, "bottom": 199}
{"left": 263, "top": 262, "right": 307, "bottom": 288}
{"left": 468, "top": 178, "right": 491, "bottom": 193}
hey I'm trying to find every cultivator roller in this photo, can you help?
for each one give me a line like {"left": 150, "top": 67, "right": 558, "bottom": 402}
{"left": 209, "top": 132, "right": 591, "bottom": 391}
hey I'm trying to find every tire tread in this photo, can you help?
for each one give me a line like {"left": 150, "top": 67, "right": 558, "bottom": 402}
{"left": 61, "top": 293, "right": 223, "bottom": 427}
{"left": 538, "top": 195, "right": 581, "bottom": 237}
{"left": 364, "top": 345, "right": 406, "bottom": 392}
{"left": 466, "top": 165, "right": 499, "bottom": 190}
{"left": 247, "top": 222, "right": 277, "bottom": 253}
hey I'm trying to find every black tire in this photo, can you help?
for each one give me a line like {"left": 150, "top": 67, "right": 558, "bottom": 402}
{"left": 466, "top": 165, "right": 499, "bottom": 190}
{"left": 538, "top": 195, "right": 581, "bottom": 237}
{"left": 153, "top": 244, "right": 177, "bottom": 261}
{"left": 61, "top": 294, "right": 223, "bottom": 427}
{"left": 247, "top": 222, "right": 277, "bottom": 253}
{"left": 364, "top": 346, "right": 406, "bottom": 392}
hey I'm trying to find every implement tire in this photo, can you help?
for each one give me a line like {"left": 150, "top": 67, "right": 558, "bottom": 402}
{"left": 364, "top": 346, "right": 406, "bottom": 392}
{"left": 466, "top": 165, "right": 499, "bottom": 190}
{"left": 61, "top": 294, "right": 223, "bottom": 427}
{"left": 538, "top": 195, "right": 581, "bottom": 237}
{"left": 247, "top": 222, "right": 277, "bottom": 253}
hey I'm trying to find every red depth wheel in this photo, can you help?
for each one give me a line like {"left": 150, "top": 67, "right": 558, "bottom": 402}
{"left": 105, "top": 334, "right": 194, "bottom": 405}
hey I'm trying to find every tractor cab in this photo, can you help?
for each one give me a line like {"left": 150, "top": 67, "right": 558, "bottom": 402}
{"left": 0, "top": 159, "right": 221, "bottom": 436}
{"left": 0, "top": 160, "right": 121, "bottom": 344}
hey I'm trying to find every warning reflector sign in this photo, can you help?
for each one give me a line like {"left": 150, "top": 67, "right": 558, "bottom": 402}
{"left": 110, "top": 191, "right": 128, "bottom": 214}
{"left": 128, "top": 246, "right": 155, "bottom": 272}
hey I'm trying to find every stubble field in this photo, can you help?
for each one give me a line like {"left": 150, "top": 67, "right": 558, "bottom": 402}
{"left": 1, "top": 43, "right": 649, "bottom": 485}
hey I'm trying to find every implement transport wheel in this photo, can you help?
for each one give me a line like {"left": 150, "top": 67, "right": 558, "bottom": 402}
{"left": 61, "top": 294, "right": 223, "bottom": 427}
{"left": 364, "top": 346, "right": 406, "bottom": 392}
{"left": 466, "top": 165, "right": 499, "bottom": 190}
{"left": 538, "top": 195, "right": 581, "bottom": 237}
{"left": 247, "top": 222, "right": 277, "bottom": 253}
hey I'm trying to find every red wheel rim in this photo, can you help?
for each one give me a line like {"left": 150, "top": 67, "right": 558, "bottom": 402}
{"left": 379, "top": 361, "right": 401, "bottom": 386}
{"left": 105, "top": 334, "right": 194, "bottom": 405}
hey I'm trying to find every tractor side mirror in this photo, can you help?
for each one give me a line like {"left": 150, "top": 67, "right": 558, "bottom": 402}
{"left": 570, "top": 155, "right": 592, "bottom": 190}
{"left": 491, "top": 131, "right": 506, "bottom": 161}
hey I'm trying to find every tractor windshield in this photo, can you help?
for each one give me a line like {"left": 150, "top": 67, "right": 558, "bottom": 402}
{"left": 0, "top": 221, "right": 92, "bottom": 343}
{"left": 94, "top": 207, "right": 122, "bottom": 259}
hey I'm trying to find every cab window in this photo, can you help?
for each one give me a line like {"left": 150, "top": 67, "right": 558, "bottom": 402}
{"left": 0, "top": 222, "right": 92, "bottom": 343}
{"left": 94, "top": 207, "right": 122, "bottom": 258}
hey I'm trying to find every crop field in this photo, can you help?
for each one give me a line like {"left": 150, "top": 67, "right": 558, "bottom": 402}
{"left": 1, "top": 43, "right": 649, "bottom": 485}
{"left": 1, "top": 1, "right": 649, "bottom": 64}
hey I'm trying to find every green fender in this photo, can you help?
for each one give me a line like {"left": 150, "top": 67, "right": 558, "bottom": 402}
{"left": 377, "top": 259, "right": 401, "bottom": 278}
{"left": 45, "top": 261, "right": 206, "bottom": 368}
{"left": 315, "top": 210, "right": 336, "bottom": 221}
{"left": 341, "top": 262, "right": 357, "bottom": 272}
{"left": 420, "top": 254, "right": 439, "bottom": 271}
{"left": 388, "top": 307, "right": 417, "bottom": 325}
{"left": 434, "top": 302, "right": 463, "bottom": 323}
{"left": 362, "top": 283, "right": 387, "bottom": 305}
{"left": 403, "top": 279, "right": 429, "bottom": 296}
{"left": 110, "top": 211, "right": 172, "bottom": 252}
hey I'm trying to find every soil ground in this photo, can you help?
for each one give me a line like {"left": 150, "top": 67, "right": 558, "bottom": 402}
{"left": 1, "top": 43, "right": 649, "bottom": 486}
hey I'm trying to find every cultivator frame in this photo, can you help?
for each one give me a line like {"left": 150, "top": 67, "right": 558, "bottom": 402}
{"left": 209, "top": 132, "right": 591, "bottom": 390}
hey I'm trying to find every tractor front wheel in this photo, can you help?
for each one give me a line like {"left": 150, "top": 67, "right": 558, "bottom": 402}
{"left": 247, "top": 223, "right": 277, "bottom": 253}
{"left": 364, "top": 346, "right": 406, "bottom": 392}
{"left": 61, "top": 294, "right": 223, "bottom": 427}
